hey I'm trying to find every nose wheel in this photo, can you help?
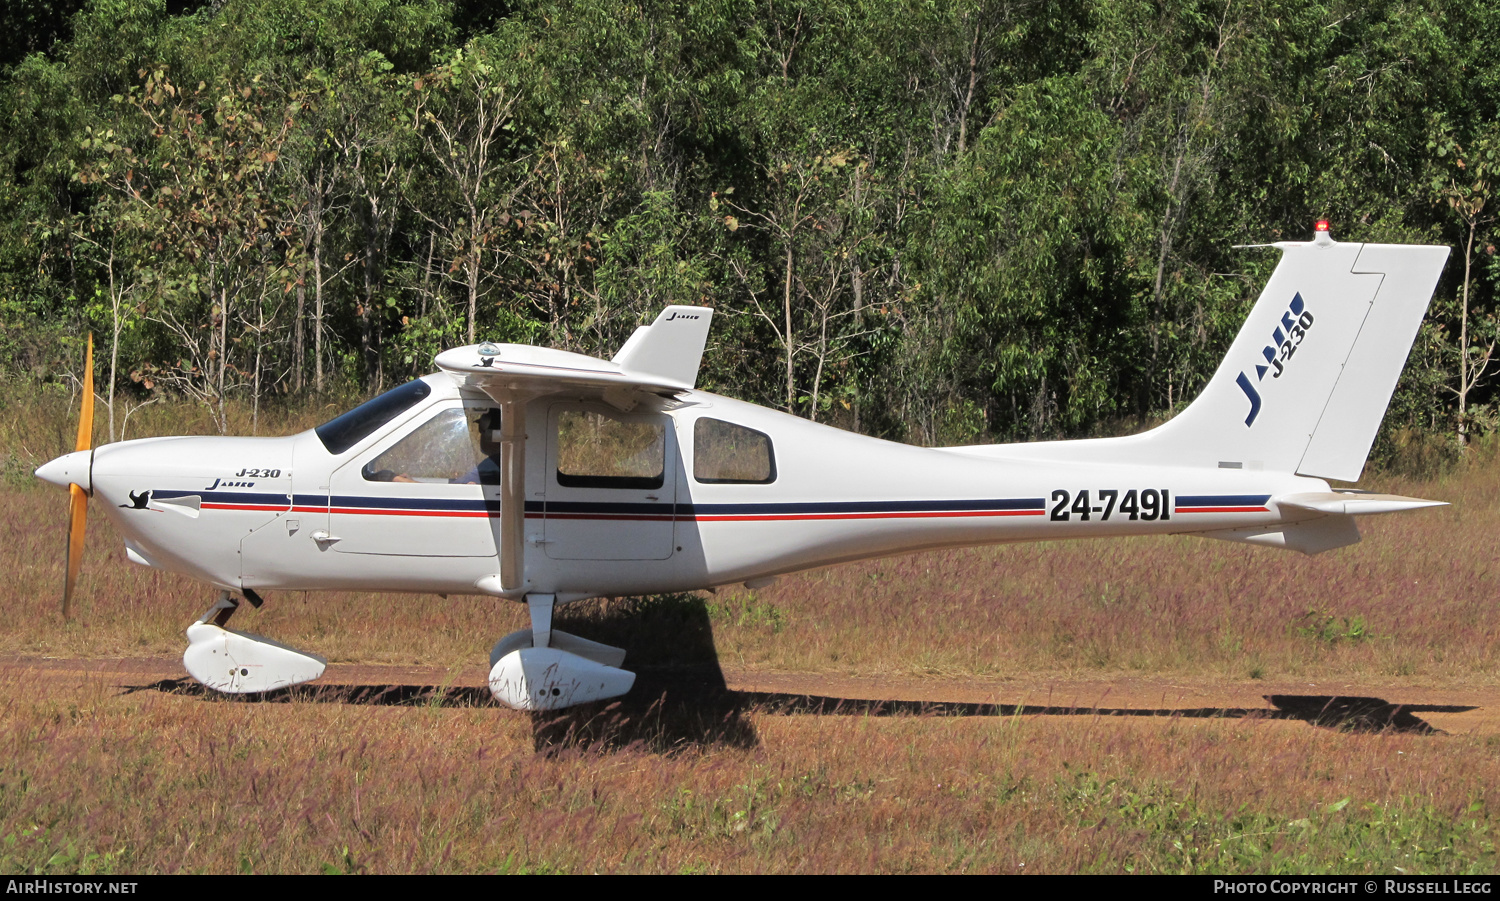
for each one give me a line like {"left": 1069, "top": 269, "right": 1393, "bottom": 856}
{"left": 182, "top": 590, "right": 326, "bottom": 694}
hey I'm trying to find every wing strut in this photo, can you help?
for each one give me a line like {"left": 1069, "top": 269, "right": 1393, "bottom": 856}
{"left": 499, "top": 398, "right": 526, "bottom": 593}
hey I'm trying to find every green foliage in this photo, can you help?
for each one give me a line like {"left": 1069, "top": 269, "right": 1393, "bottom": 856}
{"left": 1296, "top": 609, "right": 1373, "bottom": 645}
{"left": 1057, "top": 770, "right": 1496, "bottom": 874}
{"left": 0, "top": 823, "right": 126, "bottom": 875}
{"left": 707, "top": 591, "right": 787, "bottom": 633}
{"left": 0, "top": 0, "right": 1494, "bottom": 445}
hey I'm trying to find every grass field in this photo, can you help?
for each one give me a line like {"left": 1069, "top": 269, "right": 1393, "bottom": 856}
{"left": 2, "top": 668, "right": 1497, "bottom": 875}
{"left": 2, "top": 392, "right": 1498, "bottom": 873}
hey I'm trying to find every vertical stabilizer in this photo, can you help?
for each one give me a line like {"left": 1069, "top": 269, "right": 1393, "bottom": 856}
{"left": 981, "top": 230, "right": 1450, "bottom": 479}
{"left": 611, "top": 305, "right": 714, "bottom": 388}
{"left": 1104, "top": 233, "right": 1448, "bottom": 477}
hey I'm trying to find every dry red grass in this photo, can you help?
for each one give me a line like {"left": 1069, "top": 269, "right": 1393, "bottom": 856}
{"left": 0, "top": 663, "right": 1496, "bottom": 874}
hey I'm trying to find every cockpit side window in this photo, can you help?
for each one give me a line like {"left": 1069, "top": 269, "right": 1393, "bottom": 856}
{"left": 363, "top": 407, "right": 503, "bottom": 484}
{"left": 555, "top": 409, "right": 665, "bottom": 489}
{"left": 315, "top": 379, "right": 432, "bottom": 454}
{"left": 693, "top": 418, "right": 776, "bottom": 484}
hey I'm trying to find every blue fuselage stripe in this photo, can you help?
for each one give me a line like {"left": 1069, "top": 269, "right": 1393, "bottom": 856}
{"left": 148, "top": 491, "right": 1275, "bottom": 519}
{"left": 1175, "top": 494, "right": 1272, "bottom": 507}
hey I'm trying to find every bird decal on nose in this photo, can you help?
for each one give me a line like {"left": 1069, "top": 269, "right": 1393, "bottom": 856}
{"left": 121, "top": 489, "right": 152, "bottom": 510}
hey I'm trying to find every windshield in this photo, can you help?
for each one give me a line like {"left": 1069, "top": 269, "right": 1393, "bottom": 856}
{"left": 315, "top": 379, "right": 433, "bottom": 455}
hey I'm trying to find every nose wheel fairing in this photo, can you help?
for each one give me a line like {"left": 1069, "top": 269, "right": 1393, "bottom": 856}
{"left": 182, "top": 594, "right": 326, "bottom": 694}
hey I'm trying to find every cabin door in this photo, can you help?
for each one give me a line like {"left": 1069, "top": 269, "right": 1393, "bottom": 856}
{"left": 328, "top": 400, "right": 503, "bottom": 557}
{"left": 542, "top": 403, "right": 677, "bottom": 561}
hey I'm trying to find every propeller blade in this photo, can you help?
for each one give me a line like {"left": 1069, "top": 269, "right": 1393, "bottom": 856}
{"left": 75, "top": 331, "right": 94, "bottom": 449}
{"left": 63, "top": 484, "right": 87, "bottom": 619}
{"left": 62, "top": 334, "right": 94, "bottom": 620}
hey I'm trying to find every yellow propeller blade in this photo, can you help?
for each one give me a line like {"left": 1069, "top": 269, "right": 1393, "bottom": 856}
{"left": 62, "top": 334, "right": 94, "bottom": 620}
{"left": 64, "top": 484, "right": 87, "bottom": 619}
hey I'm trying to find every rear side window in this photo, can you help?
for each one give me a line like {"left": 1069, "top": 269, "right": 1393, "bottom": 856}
{"left": 315, "top": 379, "right": 432, "bottom": 454}
{"left": 694, "top": 418, "right": 775, "bottom": 484}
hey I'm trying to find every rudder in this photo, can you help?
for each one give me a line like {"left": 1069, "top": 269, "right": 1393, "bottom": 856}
{"left": 1130, "top": 234, "right": 1448, "bottom": 478}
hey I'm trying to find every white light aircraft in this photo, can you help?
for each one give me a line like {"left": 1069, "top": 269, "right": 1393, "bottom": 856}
{"left": 35, "top": 223, "right": 1451, "bottom": 710}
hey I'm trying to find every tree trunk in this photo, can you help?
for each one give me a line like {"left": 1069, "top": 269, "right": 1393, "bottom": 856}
{"left": 956, "top": 26, "right": 980, "bottom": 154}
{"left": 467, "top": 244, "right": 479, "bottom": 345}
{"left": 294, "top": 280, "right": 306, "bottom": 393}
{"left": 362, "top": 209, "right": 381, "bottom": 391}
{"left": 107, "top": 247, "right": 120, "bottom": 443}
{"left": 314, "top": 236, "right": 325, "bottom": 395}
{"left": 252, "top": 303, "right": 264, "bottom": 436}
{"left": 218, "top": 283, "right": 229, "bottom": 433}
{"left": 1458, "top": 220, "right": 1474, "bottom": 447}
{"left": 783, "top": 246, "right": 796, "bottom": 413}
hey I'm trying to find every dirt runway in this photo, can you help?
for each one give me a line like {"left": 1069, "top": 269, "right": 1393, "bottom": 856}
{"left": 5, "top": 653, "right": 1497, "bottom": 736}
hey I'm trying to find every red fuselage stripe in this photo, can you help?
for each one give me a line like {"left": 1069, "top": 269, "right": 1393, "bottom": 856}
{"left": 206, "top": 503, "right": 1267, "bottom": 518}
{"left": 210, "top": 503, "right": 1050, "bottom": 521}
{"left": 691, "top": 509, "right": 1046, "bottom": 522}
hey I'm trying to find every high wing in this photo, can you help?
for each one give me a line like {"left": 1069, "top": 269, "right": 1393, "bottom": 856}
{"left": 434, "top": 304, "right": 714, "bottom": 409}
{"left": 432, "top": 305, "right": 713, "bottom": 595}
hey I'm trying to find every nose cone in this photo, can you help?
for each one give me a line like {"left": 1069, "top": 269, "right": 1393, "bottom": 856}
{"left": 35, "top": 450, "right": 92, "bottom": 491}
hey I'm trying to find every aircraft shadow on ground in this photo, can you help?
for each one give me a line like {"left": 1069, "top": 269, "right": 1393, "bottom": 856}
{"left": 125, "top": 677, "right": 1475, "bottom": 747}
{"left": 122, "top": 595, "right": 1478, "bottom": 748}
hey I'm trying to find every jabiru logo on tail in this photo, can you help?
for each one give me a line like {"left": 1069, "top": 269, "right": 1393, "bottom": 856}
{"left": 1238, "top": 293, "right": 1317, "bottom": 426}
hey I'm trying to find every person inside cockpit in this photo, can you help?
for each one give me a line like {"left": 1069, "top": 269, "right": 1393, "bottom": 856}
{"left": 362, "top": 406, "right": 502, "bottom": 485}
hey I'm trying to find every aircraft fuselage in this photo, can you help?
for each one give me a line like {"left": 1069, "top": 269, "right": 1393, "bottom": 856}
{"left": 87, "top": 372, "right": 1330, "bottom": 605}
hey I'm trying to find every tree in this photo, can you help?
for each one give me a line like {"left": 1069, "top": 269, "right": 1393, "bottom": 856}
{"left": 724, "top": 146, "right": 885, "bottom": 420}
{"left": 80, "top": 68, "right": 300, "bottom": 432}
{"left": 328, "top": 52, "right": 414, "bottom": 391}
{"left": 412, "top": 39, "right": 522, "bottom": 344}
{"left": 69, "top": 205, "right": 147, "bottom": 442}
{"left": 1428, "top": 118, "right": 1500, "bottom": 446}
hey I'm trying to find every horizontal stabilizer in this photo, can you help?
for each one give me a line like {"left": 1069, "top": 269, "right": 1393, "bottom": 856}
{"left": 1201, "top": 515, "right": 1361, "bottom": 555}
{"left": 1275, "top": 491, "right": 1447, "bottom": 516}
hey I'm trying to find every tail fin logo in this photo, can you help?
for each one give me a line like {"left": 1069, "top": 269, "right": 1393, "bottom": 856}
{"left": 1238, "top": 293, "right": 1316, "bottom": 427}
{"left": 1236, "top": 373, "right": 1262, "bottom": 426}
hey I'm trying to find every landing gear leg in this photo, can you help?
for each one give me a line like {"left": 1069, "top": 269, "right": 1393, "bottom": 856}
{"left": 486, "top": 593, "right": 635, "bottom": 710}
{"left": 528, "top": 593, "right": 553, "bottom": 650}
{"left": 182, "top": 590, "right": 326, "bottom": 694}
